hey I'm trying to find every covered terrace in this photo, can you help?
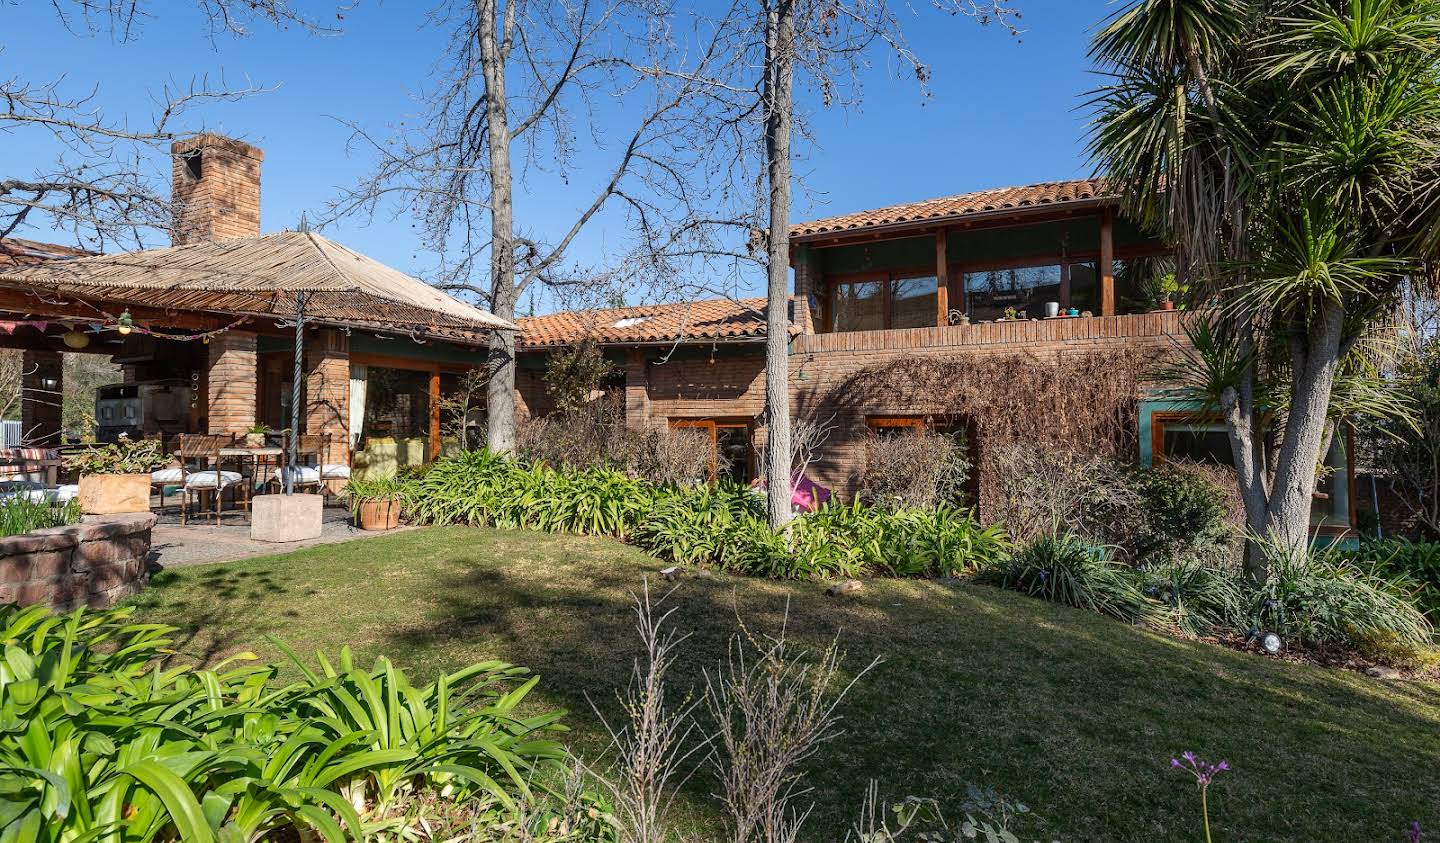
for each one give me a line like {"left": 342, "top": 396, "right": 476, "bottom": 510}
{"left": 0, "top": 230, "right": 511, "bottom": 490}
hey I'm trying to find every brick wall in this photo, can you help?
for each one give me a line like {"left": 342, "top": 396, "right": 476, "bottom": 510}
{"left": 171, "top": 134, "right": 263, "bottom": 245}
{"left": 791, "top": 311, "right": 1189, "bottom": 498}
{"left": 0, "top": 513, "right": 154, "bottom": 610}
{"left": 21, "top": 350, "right": 63, "bottom": 445}
{"left": 305, "top": 328, "right": 350, "bottom": 466}
{"left": 206, "top": 330, "right": 257, "bottom": 435}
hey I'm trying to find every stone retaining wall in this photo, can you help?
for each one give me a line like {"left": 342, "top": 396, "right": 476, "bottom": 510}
{"left": 0, "top": 513, "right": 155, "bottom": 610}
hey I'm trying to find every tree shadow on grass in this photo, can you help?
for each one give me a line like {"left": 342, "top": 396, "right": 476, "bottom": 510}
{"left": 129, "top": 561, "right": 308, "bottom": 666}
{"left": 377, "top": 546, "right": 1440, "bottom": 842}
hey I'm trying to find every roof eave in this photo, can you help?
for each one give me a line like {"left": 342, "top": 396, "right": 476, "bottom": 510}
{"left": 788, "top": 195, "right": 1117, "bottom": 246}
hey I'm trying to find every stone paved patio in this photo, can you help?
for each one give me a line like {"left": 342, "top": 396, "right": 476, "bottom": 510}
{"left": 148, "top": 501, "right": 411, "bottom": 569}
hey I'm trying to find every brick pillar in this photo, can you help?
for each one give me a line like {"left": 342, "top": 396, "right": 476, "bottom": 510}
{"left": 171, "top": 134, "right": 263, "bottom": 246}
{"left": 20, "top": 351, "right": 62, "bottom": 446}
{"left": 205, "top": 330, "right": 257, "bottom": 436}
{"left": 792, "top": 246, "right": 819, "bottom": 334}
{"left": 623, "top": 350, "right": 650, "bottom": 430}
{"left": 304, "top": 328, "right": 350, "bottom": 466}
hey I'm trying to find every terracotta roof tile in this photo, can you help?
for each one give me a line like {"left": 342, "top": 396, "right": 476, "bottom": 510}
{"left": 519, "top": 297, "right": 782, "bottom": 348}
{"left": 790, "top": 179, "right": 1113, "bottom": 238}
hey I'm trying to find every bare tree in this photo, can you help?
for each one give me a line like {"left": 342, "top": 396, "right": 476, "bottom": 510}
{"left": 649, "top": 0, "right": 1020, "bottom": 528}
{"left": 1, "top": 1, "right": 330, "bottom": 249}
{"left": 328, "top": 0, "right": 733, "bottom": 454}
{"left": 704, "top": 608, "right": 880, "bottom": 843}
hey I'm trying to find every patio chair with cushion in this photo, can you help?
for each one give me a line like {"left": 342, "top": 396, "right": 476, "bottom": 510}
{"left": 269, "top": 433, "right": 328, "bottom": 494}
{"left": 175, "top": 434, "right": 241, "bottom": 524}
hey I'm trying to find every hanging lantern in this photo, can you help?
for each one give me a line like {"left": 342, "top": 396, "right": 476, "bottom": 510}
{"left": 62, "top": 328, "right": 90, "bottom": 350}
{"left": 115, "top": 310, "right": 134, "bottom": 335}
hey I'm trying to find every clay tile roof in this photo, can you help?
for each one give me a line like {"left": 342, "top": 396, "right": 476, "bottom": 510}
{"left": 0, "top": 237, "right": 94, "bottom": 267}
{"left": 519, "top": 297, "right": 784, "bottom": 348}
{"left": 789, "top": 178, "right": 1113, "bottom": 239}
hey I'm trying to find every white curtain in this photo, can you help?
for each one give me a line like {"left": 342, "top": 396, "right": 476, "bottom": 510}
{"left": 349, "top": 364, "right": 367, "bottom": 449}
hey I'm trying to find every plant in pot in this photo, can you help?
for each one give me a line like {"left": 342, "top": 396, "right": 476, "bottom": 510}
{"left": 342, "top": 474, "right": 408, "bottom": 531}
{"left": 1002, "top": 306, "right": 1018, "bottom": 322}
{"left": 1156, "top": 272, "right": 1185, "bottom": 311}
{"left": 65, "top": 437, "right": 170, "bottom": 515}
{"left": 244, "top": 423, "right": 271, "bottom": 448}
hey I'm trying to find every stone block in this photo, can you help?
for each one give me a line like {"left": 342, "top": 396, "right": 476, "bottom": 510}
{"left": 250, "top": 493, "right": 324, "bottom": 543}
{"left": 0, "top": 551, "right": 72, "bottom": 583}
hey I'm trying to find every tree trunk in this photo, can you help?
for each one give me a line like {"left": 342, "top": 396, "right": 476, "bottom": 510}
{"left": 478, "top": 0, "right": 518, "bottom": 454}
{"left": 1220, "top": 319, "right": 1272, "bottom": 579}
{"left": 1264, "top": 301, "right": 1347, "bottom": 559}
{"left": 761, "top": 0, "right": 795, "bottom": 530}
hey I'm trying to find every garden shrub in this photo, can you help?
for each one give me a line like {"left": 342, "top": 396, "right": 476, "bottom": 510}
{"left": 857, "top": 429, "right": 970, "bottom": 509}
{"left": 988, "top": 445, "right": 1241, "bottom": 566}
{"left": 1244, "top": 549, "right": 1432, "bottom": 649}
{"left": 0, "top": 603, "right": 567, "bottom": 841}
{"left": 1346, "top": 537, "right": 1440, "bottom": 619}
{"left": 1137, "top": 559, "right": 1244, "bottom": 636}
{"left": 518, "top": 397, "right": 716, "bottom": 487}
{"left": 0, "top": 495, "right": 79, "bottom": 537}
{"left": 980, "top": 533, "right": 1152, "bottom": 623}
{"left": 411, "top": 449, "right": 1010, "bottom": 580}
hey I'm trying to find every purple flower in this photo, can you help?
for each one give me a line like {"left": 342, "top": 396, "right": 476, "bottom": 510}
{"left": 1171, "top": 751, "right": 1230, "bottom": 787}
{"left": 1408, "top": 821, "right": 1422, "bottom": 843}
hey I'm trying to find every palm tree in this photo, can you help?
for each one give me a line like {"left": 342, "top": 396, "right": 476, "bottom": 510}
{"left": 1089, "top": 0, "right": 1440, "bottom": 577}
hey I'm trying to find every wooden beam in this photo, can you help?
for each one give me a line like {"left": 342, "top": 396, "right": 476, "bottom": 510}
{"left": 935, "top": 231, "right": 949, "bottom": 326}
{"left": 1100, "top": 209, "right": 1116, "bottom": 316}
{"left": 0, "top": 287, "right": 229, "bottom": 330}
{"left": 428, "top": 369, "right": 442, "bottom": 460}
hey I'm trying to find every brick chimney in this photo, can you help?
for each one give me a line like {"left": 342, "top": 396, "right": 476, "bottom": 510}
{"left": 171, "top": 133, "right": 263, "bottom": 245}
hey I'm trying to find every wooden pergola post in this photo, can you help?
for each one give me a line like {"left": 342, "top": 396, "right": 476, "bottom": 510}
{"left": 935, "top": 231, "right": 949, "bottom": 326}
{"left": 1099, "top": 209, "right": 1116, "bottom": 316}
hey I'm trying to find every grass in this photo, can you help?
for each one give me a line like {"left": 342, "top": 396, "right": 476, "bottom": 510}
{"left": 128, "top": 527, "right": 1440, "bottom": 841}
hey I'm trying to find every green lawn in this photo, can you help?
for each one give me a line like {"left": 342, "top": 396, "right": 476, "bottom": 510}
{"left": 128, "top": 527, "right": 1440, "bottom": 841}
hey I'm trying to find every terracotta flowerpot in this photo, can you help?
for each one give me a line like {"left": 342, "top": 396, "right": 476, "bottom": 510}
{"left": 78, "top": 473, "right": 151, "bottom": 515}
{"left": 1159, "top": 300, "right": 1176, "bottom": 311}
{"left": 356, "top": 497, "right": 402, "bottom": 531}
{"left": 244, "top": 432, "right": 267, "bottom": 447}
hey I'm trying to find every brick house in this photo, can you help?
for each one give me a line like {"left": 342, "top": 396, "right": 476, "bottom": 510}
{"left": 517, "top": 181, "right": 1360, "bottom": 535}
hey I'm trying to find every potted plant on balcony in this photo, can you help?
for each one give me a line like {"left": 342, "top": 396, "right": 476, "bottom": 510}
{"left": 341, "top": 474, "right": 407, "bottom": 531}
{"left": 1156, "top": 272, "right": 1184, "bottom": 311}
{"left": 244, "top": 423, "right": 271, "bottom": 448}
{"left": 65, "top": 437, "right": 170, "bottom": 515}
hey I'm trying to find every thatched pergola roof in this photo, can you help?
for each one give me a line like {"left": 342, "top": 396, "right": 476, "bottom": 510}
{"left": 0, "top": 230, "right": 514, "bottom": 340}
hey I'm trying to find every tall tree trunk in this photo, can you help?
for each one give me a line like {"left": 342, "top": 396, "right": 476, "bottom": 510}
{"left": 479, "top": 0, "right": 518, "bottom": 454}
{"left": 1265, "top": 301, "right": 1347, "bottom": 558}
{"left": 762, "top": 0, "right": 795, "bottom": 530}
{"left": 1221, "top": 319, "right": 1272, "bottom": 579}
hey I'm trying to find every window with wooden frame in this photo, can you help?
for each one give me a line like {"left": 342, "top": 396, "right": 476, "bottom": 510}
{"left": 1150, "top": 411, "right": 1356, "bottom": 529}
{"left": 826, "top": 273, "right": 938, "bottom": 333}
{"left": 669, "top": 418, "right": 754, "bottom": 483}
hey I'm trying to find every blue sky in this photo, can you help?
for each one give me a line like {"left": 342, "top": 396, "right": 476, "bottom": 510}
{"left": 3, "top": 1, "right": 1116, "bottom": 309}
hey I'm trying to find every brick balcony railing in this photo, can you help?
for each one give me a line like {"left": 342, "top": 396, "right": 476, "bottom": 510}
{"left": 792, "top": 310, "right": 1186, "bottom": 354}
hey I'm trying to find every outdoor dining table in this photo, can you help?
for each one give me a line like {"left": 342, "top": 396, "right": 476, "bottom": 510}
{"left": 218, "top": 446, "right": 285, "bottom": 510}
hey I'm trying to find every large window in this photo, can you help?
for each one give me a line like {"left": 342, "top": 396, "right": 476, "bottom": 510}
{"left": 828, "top": 275, "right": 937, "bottom": 332}
{"left": 1152, "top": 412, "right": 1352, "bottom": 527}
{"left": 362, "top": 366, "right": 432, "bottom": 447}
{"left": 963, "top": 265, "right": 1062, "bottom": 321}
{"left": 670, "top": 418, "right": 753, "bottom": 483}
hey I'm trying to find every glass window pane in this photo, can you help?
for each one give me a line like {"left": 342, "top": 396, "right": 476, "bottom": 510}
{"left": 832, "top": 280, "right": 884, "bottom": 332}
{"left": 1116, "top": 255, "right": 1177, "bottom": 314}
{"left": 1068, "top": 262, "right": 1098, "bottom": 313}
{"left": 891, "top": 276, "right": 938, "bottom": 329}
{"left": 716, "top": 425, "right": 751, "bottom": 483}
{"left": 1163, "top": 424, "right": 1233, "bottom": 465}
{"left": 964, "top": 265, "right": 1061, "bottom": 321}
{"left": 363, "top": 367, "right": 431, "bottom": 448}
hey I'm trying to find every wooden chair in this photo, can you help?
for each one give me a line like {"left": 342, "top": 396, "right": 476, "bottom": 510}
{"left": 269, "top": 433, "right": 328, "bottom": 494}
{"left": 175, "top": 434, "right": 240, "bottom": 525}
